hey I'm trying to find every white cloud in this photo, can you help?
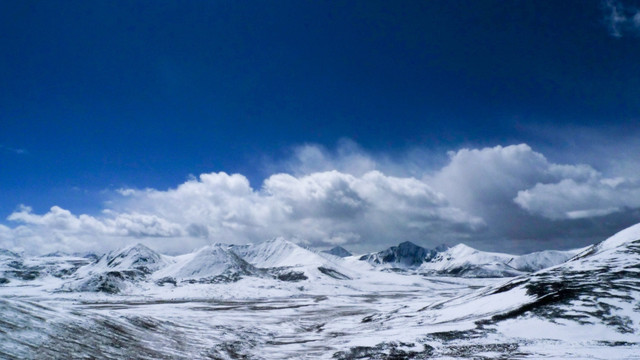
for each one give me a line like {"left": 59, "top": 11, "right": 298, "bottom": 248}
{"left": 283, "top": 140, "right": 379, "bottom": 176}
{"left": 603, "top": 0, "right": 640, "bottom": 37}
{"left": 3, "top": 142, "right": 640, "bottom": 255}
{"left": 2, "top": 170, "right": 483, "bottom": 254}
{"left": 515, "top": 177, "right": 640, "bottom": 220}
{"left": 425, "top": 144, "right": 640, "bottom": 250}
{"left": 428, "top": 144, "right": 597, "bottom": 214}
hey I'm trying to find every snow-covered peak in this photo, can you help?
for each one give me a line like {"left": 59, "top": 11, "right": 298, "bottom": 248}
{"left": 360, "top": 240, "right": 581, "bottom": 277}
{"left": 444, "top": 243, "right": 481, "bottom": 257}
{"left": 423, "top": 243, "right": 582, "bottom": 276}
{"left": 0, "top": 249, "right": 20, "bottom": 259}
{"left": 235, "top": 237, "right": 323, "bottom": 268}
{"left": 509, "top": 248, "right": 583, "bottom": 272}
{"left": 157, "top": 244, "right": 255, "bottom": 280}
{"left": 359, "top": 241, "right": 436, "bottom": 267}
{"left": 86, "top": 243, "right": 169, "bottom": 275}
{"left": 322, "top": 246, "right": 352, "bottom": 258}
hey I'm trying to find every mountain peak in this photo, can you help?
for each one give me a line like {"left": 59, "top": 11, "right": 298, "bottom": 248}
{"left": 234, "top": 237, "right": 318, "bottom": 268}
{"left": 322, "top": 246, "right": 352, "bottom": 258}
{"left": 100, "top": 243, "right": 167, "bottom": 274}
{"left": 360, "top": 241, "right": 435, "bottom": 267}
{"left": 0, "top": 249, "right": 20, "bottom": 258}
{"left": 447, "top": 243, "right": 477, "bottom": 256}
{"left": 169, "top": 244, "right": 255, "bottom": 280}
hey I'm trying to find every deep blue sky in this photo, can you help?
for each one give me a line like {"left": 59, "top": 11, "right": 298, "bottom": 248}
{"left": 1, "top": 0, "right": 639, "bottom": 218}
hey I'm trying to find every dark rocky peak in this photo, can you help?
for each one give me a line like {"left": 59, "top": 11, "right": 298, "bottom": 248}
{"left": 322, "top": 246, "right": 352, "bottom": 258}
{"left": 360, "top": 241, "right": 436, "bottom": 267}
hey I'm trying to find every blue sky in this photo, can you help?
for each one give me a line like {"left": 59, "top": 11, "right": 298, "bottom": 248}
{"left": 2, "top": 1, "right": 640, "bottom": 254}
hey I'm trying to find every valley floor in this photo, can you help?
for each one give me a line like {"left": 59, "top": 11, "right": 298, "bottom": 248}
{"left": 2, "top": 273, "right": 639, "bottom": 359}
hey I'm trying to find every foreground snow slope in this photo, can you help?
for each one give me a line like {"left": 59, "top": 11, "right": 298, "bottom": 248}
{"left": 347, "top": 223, "right": 640, "bottom": 358}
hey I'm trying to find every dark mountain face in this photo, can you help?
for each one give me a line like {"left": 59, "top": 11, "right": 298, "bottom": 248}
{"left": 0, "top": 249, "right": 20, "bottom": 258}
{"left": 360, "top": 241, "right": 437, "bottom": 267}
{"left": 323, "top": 246, "right": 352, "bottom": 258}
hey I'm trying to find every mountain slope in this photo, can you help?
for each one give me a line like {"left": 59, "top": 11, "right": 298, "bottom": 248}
{"left": 153, "top": 244, "right": 259, "bottom": 283}
{"left": 234, "top": 237, "right": 357, "bottom": 280}
{"left": 82, "top": 243, "right": 170, "bottom": 275}
{"left": 418, "top": 222, "right": 640, "bottom": 337}
{"left": 64, "top": 243, "right": 170, "bottom": 293}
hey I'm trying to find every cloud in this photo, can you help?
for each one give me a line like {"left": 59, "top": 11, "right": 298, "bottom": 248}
{"left": 0, "top": 144, "right": 27, "bottom": 155}
{"left": 3, "top": 171, "right": 483, "bottom": 254}
{"left": 603, "top": 0, "right": 640, "bottom": 37}
{"left": 281, "top": 139, "right": 380, "bottom": 177}
{"left": 274, "top": 139, "right": 444, "bottom": 180}
{"left": 2, "top": 142, "right": 640, "bottom": 255}
{"left": 426, "top": 144, "right": 640, "bottom": 251}
{"left": 515, "top": 177, "right": 640, "bottom": 220}
{"left": 428, "top": 144, "right": 597, "bottom": 216}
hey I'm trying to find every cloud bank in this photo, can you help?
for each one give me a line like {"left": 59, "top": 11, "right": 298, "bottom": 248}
{"left": 2, "top": 143, "right": 640, "bottom": 255}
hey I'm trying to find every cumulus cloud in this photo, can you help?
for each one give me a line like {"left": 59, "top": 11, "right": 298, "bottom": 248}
{"left": 428, "top": 144, "right": 597, "bottom": 216}
{"left": 426, "top": 144, "right": 640, "bottom": 251}
{"left": 2, "top": 142, "right": 640, "bottom": 255}
{"left": 515, "top": 177, "right": 640, "bottom": 220}
{"left": 2, "top": 171, "right": 483, "bottom": 254}
{"left": 603, "top": 0, "right": 640, "bottom": 37}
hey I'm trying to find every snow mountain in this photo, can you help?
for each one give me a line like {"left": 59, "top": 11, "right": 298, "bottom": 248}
{"left": 64, "top": 243, "right": 171, "bottom": 293}
{"left": 87, "top": 243, "right": 170, "bottom": 274}
{"left": 233, "top": 237, "right": 356, "bottom": 280}
{"left": 2, "top": 224, "right": 640, "bottom": 358}
{"left": 0, "top": 249, "right": 91, "bottom": 285}
{"left": 322, "top": 246, "right": 352, "bottom": 258}
{"left": 359, "top": 241, "right": 438, "bottom": 267}
{"left": 360, "top": 241, "right": 581, "bottom": 277}
{"left": 153, "top": 244, "right": 260, "bottom": 284}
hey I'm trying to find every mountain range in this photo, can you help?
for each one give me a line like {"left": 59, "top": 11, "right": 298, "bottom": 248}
{"left": 0, "top": 237, "right": 585, "bottom": 293}
{"left": 1, "top": 223, "right": 640, "bottom": 358}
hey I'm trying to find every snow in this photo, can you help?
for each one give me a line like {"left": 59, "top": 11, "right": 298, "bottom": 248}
{"left": 233, "top": 237, "right": 324, "bottom": 268}
{"left": 359, "top": 241, "right": 582, "bottom": 277}
{"left": 153, "top": 244, "right": 253, "bottom": 280}
{"left": 1, "top": 223, "right": 640, "bottom": 359}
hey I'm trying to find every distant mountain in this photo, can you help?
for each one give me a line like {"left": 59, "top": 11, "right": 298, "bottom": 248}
{"left": 88, "top": 243, "right": 170, "bottom": 275}
{"left": 65, "top": 243, "right": 170, "bottom": 293}
{"left": 5, "top": 237, "right": 584, "bottom": 294}
{"left": 0, "top": 249, "right": 20, "bottom": 259}
{"left": 507, "top": 248, "right": 584, "bottom": 272}
{"left": 322, "top": 246, "right": 352, "bottom": 258}
{"left": 359, "top": 241, "right": 437, "bottom": 267}
{"left": 360, "top": 242, "right": 580, "bottom": 277}
{"left": 234, "top": 238, "right": 354, "bottom": 280}
{"left": 418, "top": 244, "right": 524, "bottom": 277}
{"left": 0, "top": 247, "right": 91, "bottom": 284}
{"left": 153, "top": 245, "right": 258, "bottom": 284}
{"left": 233, "top": 237, "right": 320, "bottom": 268}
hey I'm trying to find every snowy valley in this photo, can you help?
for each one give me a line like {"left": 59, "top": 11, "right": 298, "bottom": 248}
{"left": 1, "top": 225, "right": 640, "bottom": 359}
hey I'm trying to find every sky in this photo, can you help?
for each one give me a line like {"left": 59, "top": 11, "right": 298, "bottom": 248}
{"left": 1, "top": 0, "right": 640, "bottom": 255}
